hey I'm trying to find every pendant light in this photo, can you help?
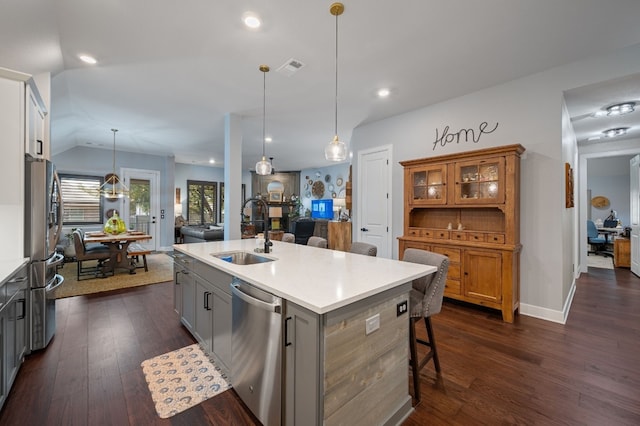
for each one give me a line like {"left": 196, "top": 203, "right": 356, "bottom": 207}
{"left": 255, "top": 65, "right": 273, "bottom": 175}
{"left": 99, "top": 128, "right": 129, "bottom": 201}
{"left": 325, "top": 2, "right": 347, "bottom": 162}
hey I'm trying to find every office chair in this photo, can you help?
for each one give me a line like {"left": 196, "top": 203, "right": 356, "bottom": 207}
{"left": 587, "top": 220, "right": 610, "bottom": 257}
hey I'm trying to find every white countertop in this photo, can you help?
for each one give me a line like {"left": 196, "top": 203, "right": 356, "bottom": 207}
{"left": 174, "top": 239, "right": 436, "bottom": 314}
{"left": 0, "top": 258, "right": 29, "bottom": 284}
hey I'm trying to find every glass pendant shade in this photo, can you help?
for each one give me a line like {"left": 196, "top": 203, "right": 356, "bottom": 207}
{"left": 255, "top": 155, "right": 272, "bottom": 175}
{"left": 325, "top": 135, "right": 347, "bottom": 161}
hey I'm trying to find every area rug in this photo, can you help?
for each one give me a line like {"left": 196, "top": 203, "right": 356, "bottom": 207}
{"left": 141, "top": 343, "right": 232, "bottom": 419}
{"left": 54, "top": 253, "right": 173, "bottom": 299}
{"left": 587, "top": 254, "right": 614, "bottom": 269}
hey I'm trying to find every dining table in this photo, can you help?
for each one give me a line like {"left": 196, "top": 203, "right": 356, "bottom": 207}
{"left": 84, "top": 231, "right": 152, "bottom": 275}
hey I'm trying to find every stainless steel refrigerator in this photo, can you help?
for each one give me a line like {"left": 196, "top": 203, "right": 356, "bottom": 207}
{"left": 24, "top": 155, "right": 64, "bottom": 351}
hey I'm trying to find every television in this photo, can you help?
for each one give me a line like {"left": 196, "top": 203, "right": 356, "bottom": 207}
{"left": 311, "top": 199, "right": 334, "bottom": 220}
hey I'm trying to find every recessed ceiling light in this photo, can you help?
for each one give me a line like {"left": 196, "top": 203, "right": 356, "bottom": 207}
{"left": 209, "top": 158, "right": 215, "bottom": 164}
{"left": 79, "top": 54, "right": 97, "bottom": 64}
{"left": 377, "top": 88, "right": 390, "bottom": 98}
{"left": 603, "top": 127, "right": 629, "bottom": 138}
{"left": 242, "top": 12, "right": 261, "bottom": 29}
{"left": 606, "top": 102, "right": 635, "bottom": 116}
{"left": 587, "top": 136, "right": 602, "bottom": 141}
{"left": 265, "top": 137, "right": 272, "bottom": 143}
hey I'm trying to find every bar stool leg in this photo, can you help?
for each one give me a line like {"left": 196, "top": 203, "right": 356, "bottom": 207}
{"left": 424, "top": 316, "right": 441, "bottom": 373}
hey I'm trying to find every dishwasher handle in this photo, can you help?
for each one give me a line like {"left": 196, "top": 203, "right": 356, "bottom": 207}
{"left": 231, "top": 283, "right": 281, "bottom": 314}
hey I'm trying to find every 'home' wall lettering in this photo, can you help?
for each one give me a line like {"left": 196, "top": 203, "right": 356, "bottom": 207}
{"left": 432, "top": 121, "right": 499, "bottom": 151}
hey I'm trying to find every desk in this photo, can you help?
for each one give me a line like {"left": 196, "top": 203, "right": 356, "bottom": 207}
{"left": 84, "top": 232, "right": 152, "bottom": 275}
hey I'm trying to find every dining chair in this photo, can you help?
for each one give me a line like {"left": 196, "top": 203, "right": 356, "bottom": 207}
{"left": 402, "top": 248, "right": 449, "bottom": 403}
{"left": 282, "top": 233, "right": 295, "bottom": 243}
{"left": 307, "top": 236, "right": 328, "bottom": 248}
{"left": 73, "top": 230, "right": 111, "bottom": 280}
{"left": 349, "top": 242, "right": 377, "bottom": 256}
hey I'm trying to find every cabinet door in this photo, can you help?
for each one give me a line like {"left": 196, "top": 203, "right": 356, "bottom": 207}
{"left": 212, "top": 288, "right": 232, "bottom": 373}
{"left": 25, "top": 85, "right": 46, "bottom": 159}
{"left": 195, "top": 279, "right": 213, "bottom": 353}
{"left": 454, "top": 157, "right": 505, "bottom": 204}
{"left": 173, "top": 267, "right": 183, "bottom": 316}
{"left": 463, "top": 249, "right": 502, "bottom": 302}
{"left": 284, "top": 302, "right": 320, "bottom": 426}
{"left": 407, "top": 164, "right": 447, "bottom": 205}
{"left": 181, "top": 270, "right": 196, "bottom": 332}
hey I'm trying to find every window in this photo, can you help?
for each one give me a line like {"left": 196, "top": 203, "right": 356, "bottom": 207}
{"left": 59, "top": 174, "right": 104, "bottom": 224}
{"left": 187, "top": 180, "right": 217, "bottom": 225}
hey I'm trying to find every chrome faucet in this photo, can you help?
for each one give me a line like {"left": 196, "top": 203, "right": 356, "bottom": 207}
{"left": 242, "top": 197, "right": 272, "bottom": 253}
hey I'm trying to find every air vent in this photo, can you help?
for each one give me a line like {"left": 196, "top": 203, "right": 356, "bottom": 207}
{"left": 276, "top": 58, "right": 305, "bottom": 77}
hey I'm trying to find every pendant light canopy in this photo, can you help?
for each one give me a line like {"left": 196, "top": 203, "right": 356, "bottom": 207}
{"left": 99, "top": 128, "right": 129, "bottom": 201}
{"left": 325, "top": 2, "right": 347, "bottom": 162}
{"left": 255, "top": 65, "right": 273, "bottom": 175}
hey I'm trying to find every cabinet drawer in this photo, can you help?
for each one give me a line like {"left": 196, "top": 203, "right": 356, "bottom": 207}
{"left": 444, "top": 279, "right": 461, "bottom": 295}
{"left": 407, "top": 228, "right": 423, "bottom": 237}
{"left": 432, "top": 247, "right": 461, "bottom": 263}
{"left": 433, "top": 230, "right": 450, "bottom": 239}
{"left": 467, "top": 232, "right": 486, "bottom": 242}
{"left": 451, "top": 232, "right": 467, "bottom": 241}
{"left": 486, "top": 233, "right": 505, "bottom": 244}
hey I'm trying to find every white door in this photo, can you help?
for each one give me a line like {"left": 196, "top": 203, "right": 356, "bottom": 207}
{"left": 122, "top": 168, "right": 160, "bottom": 252}
{"left": 357, "top": 145, "right": 392, "bottom": 258}
{"left": 630, "top": 155, "right": 639, "bottom": 276}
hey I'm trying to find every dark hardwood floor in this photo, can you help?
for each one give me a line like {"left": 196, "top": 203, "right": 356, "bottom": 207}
{"left": 1, "top": 266, "right": 639, "bottom": 425}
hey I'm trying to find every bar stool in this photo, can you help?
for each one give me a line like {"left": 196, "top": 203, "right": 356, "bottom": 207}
{"left": 402, "top": 248, "right": 449, "bottom": 403}
{"left": 349, "top": 242, "right": 377, "bottom": 256}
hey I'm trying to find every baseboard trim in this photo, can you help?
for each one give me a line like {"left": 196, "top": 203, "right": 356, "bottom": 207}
{"left": 519, "top": 281, "right": 576, "bottom": 324}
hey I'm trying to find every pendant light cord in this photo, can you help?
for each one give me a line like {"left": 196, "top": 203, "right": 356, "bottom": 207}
{"left": 111, "top": 128, "right": 118, "bottom": 180}
{"left": 262, "top": 69, "right": 266, "bottom": 157}
{"left": 334, "top": 11, "right": 339, "bottom": 137}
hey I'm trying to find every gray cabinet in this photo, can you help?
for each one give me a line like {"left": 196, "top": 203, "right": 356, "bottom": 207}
{"left": 174, "top": 253, "right": 233, "bottom": 377}
{"left": 212, "top": 287, "right": 232, "bottom": 371}
{"left": 194, "top": 279, "right": 213, "bottom": 353}
{"left": 284, "top": 301, "right": 320, "bottom": 425}
{"left": 1, "top": 263, "right": 28, "bottom": 411}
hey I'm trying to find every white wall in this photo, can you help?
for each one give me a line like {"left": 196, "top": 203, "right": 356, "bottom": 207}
{"left": 350, "top": 43, "right": 640, "bottom": 323}
{"left": 587, "top": 156, "right": 633, "bottom": 226}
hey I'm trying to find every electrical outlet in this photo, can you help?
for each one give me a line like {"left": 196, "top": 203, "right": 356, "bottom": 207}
{"left": 365, "top": 313, "right": 380, "bottom": 335}
{"left": 397, "top": 300, "right": 408, "bottom": 317}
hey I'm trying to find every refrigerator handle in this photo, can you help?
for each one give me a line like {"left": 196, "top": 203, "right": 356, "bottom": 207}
{"left": 52, "top": 170, "right": 64, "bottom": 246}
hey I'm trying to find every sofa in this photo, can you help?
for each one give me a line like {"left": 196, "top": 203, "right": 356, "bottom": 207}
{"left": 180, "top": 225, "right": 224, "bottom": 243}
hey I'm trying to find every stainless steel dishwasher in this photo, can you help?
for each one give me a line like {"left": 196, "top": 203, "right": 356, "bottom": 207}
{"left": 231, "top": 278, "right": 282, "bottom": 426}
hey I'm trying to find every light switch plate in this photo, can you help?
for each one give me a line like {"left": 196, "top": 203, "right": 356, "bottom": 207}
{"left": 365, "top": 313, "right": 380, "bottom": 335}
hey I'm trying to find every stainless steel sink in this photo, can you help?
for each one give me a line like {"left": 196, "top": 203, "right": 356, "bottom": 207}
{"left": 212, "top": 251, "right": 275, "bottom": 265}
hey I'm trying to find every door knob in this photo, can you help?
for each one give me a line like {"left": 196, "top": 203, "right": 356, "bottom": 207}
{"left": 361, "top": 227, "right": 369, "bottom": 232}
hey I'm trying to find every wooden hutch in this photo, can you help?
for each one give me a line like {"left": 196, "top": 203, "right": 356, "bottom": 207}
{"left": 398, "top": 144, "right": 524, "bottom": 322}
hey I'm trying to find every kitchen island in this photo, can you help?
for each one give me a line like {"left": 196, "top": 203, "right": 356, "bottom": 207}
{"left": 173, "top": 239, "right": 435, "bottom": 426}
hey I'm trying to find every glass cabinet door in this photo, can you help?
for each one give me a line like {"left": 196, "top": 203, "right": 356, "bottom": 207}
{"left": 409, "top": 165, "right": 447, "bottom": 205}
{"left": 455, "top": 157, "right": 505, "bottom": 204}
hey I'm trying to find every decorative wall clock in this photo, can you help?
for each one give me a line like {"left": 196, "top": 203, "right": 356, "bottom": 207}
{"left": 312, "top": 180, "right": 325, "bottom": 198}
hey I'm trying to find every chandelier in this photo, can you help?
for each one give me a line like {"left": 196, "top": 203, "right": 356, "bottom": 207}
{"left": 99, "top": 128, "right": 129, "bottom": 201}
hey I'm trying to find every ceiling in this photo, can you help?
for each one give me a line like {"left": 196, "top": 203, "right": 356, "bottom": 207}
{"left": 2, "top": 0, "right": 640, "bottom": 171}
